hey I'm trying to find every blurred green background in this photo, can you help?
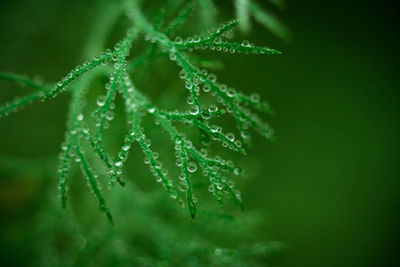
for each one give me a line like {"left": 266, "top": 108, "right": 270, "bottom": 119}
{"left": 0, "top": 0, "right": 399, "bottom": 266}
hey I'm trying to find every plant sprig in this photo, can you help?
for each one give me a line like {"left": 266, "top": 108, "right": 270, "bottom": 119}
{"left": 0, "top": 0, "right": 282, "bottom": 222}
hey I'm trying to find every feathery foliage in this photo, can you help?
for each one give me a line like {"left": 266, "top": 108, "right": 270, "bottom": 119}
{"left": 0, "top": 0, "right": 284, "bottom": 224}
{"left": 235, "top": 0, "right": 290, "bottom": 39}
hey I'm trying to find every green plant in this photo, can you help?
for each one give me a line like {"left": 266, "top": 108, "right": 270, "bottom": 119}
{"left": 0, "top": 0, "right": 285, "bottom": 223}
{"left": 0, "top": 0, "right": 288, "bottom": 265}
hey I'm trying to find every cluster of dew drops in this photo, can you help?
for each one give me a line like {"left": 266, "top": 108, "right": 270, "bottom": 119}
{"left": 56, "top": 23, "right": 267, "bottom": 201}
{"left": 170, "top": 21, "right": 257, "bottom": 55}
{"left": 176, "top": 63, "right": 265, "bottom": 149}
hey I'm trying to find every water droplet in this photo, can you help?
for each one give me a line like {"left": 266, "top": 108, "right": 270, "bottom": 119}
{"left": 234, "top": 140, "right": 242, "bottom": 148}
{"left": 203, "top": 84, "right": 211, "bottom": 92}
{"left": 219, "top": 84, "right": 227, "bottom": 92}
{"left": 208, "top": 185, "right": 214, "bottom": 192}
{"left": 179, "top": 173, "right": 186, "bottom": 180}
{"left": 187, "top": 162, "right": 197, "bottom": 173}
{"left": 208, "top": 104, "right": 218, "bottom": 113}
{"left": 211, "top": 125, "right": 219, "bottom": 133}
{"left": 106, "top": 111, "right": 114, "bottom": 121}
{"left": 200, "top": 148, "right": 208, "bottom": 157}
{"left": 115, "top": 161, "right": 122, "bottom": 167}
{"left": 214, "top": 37, "right": 222, "bottom": 44}
{"left": 185, "top": 81, "right": 193, "bottom": 90}
{"left": 122, "top": 145, "right": 130, "bottom": 151}
{"left": 227, "top": 88, "right": 236, "bottom": 97}
{"left": 179, "top": 69, "right": 187, "bottom": 79}
{"left": 208, "top": 73, "right": 217, "bottom": 82}
{"left": 250, "top": 93, "right": 260, "bottom": 103}
{"left": 185, "top": 141, "right": 193, "bottom": 149}
{"left": 217, "top": 183, "right": 223, "bottom": 190}
{"left": 174, "top": 36, "right": 183, "bottom": 44}
{"left": 76, "top": 114, "right": 84, "bottom": 121}
{"left": 176, "top": 159, "right": 183, "bottom": 167}
{"left": 201, "top": 110, "right": 211, "bottom": 120}
{"left": 175, "top": 137, "right": 183, "bottom": 144}
{"left": 148, "top": 106, "right": 155, "bottom": 113}
{"left": 68, "top": 150, "right": 76, "bottom": 157}
{"left": 189, "top": 105, "right": 199, "bottom": 115}
{"left": 145, "top": 139, "right": 151, "bottom": 146}
{"left": 97, "top": 95, "right": 106, "bottom": 107}
{"left": 241, "top": 131, "right": 250, "bottom": 139}
{"left": 226, "top": 132, "right": 235, "bottom": 142}
{"left": 169, "top": 53, "right": 176, "bottom": 61}
{"left": 186, "top": 96, "right": 194, "bottom": 105}
{"left": 241, "top": 40, "right": 250, "bottom": 47}
{"left": 193, "top": 35, "right": 201, "bottom": 42}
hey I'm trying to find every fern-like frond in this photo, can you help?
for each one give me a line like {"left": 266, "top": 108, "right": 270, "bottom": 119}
{"left": 177, "top": 139, "right": 197, "bottom": 219}
{"left": 0, "top": 73, "right": 49, "bottom": 118}
{"left": 42, "top": 52, "right": 113, "bottom": 101}
{"left": 172, "top": 19, "right": 280, "bottom": 54}
{"left": 74, "top": 133, "right": 114, "bottom": 225}
{"left": 0, "top": 91, "right": 43, "bottom": 119}
{"left": 94, "top": 27, "right": 139, "bottom": 141}
{"left": 0, "top": 72, "right": 47, "bottom": 92}
{"left": 119, "top": 74, "right": 244, "bottom": 216}
{"left": 0, "top": 0, "right": 284, "bottom": 222}
{"left": 133, "top": 110, "right": 179, "bottom": 199}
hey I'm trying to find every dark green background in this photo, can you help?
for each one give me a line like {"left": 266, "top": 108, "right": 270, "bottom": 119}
{"left": 0, "top": 0, "right": 399, "bottom": 266}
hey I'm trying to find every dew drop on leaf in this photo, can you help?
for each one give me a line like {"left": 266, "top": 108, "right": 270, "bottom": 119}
{"left": 174, "top": 36, "right": 182, "bottom": 44}
{"left": 189, "top": 105, "right": 199, "bottom": 115}
{"left": 115, "top": 161, "right": 122, "bottom": 167}
{"left": 214, "top": 37, "right": 222, "bottom": 44}
{"left": 187, "top": 162, "right": 197, "bottom": 173}
{"left": 241, "top": 40, "right": 250, "bottom": 47}
{"left": 203, "top": 84, "right": 211, "bottom": 92}
{"left": 97, "top": 95, "right": 106, "bottom": 107}
{"left": 226, "top": 132, "right": 235, "bottom": 142}
{"left": 250, "top": 93, "right": 260, "bottom": 103}
{"left": 76, "top": 114, "right": 84, "bottom": 121}
{"left": 208, "top": 104, "right": 218, "bottom": 113}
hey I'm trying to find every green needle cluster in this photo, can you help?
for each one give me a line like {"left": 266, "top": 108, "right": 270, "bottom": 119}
{"left": 0, "top": 0, "right": 284, "bottom": 223}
